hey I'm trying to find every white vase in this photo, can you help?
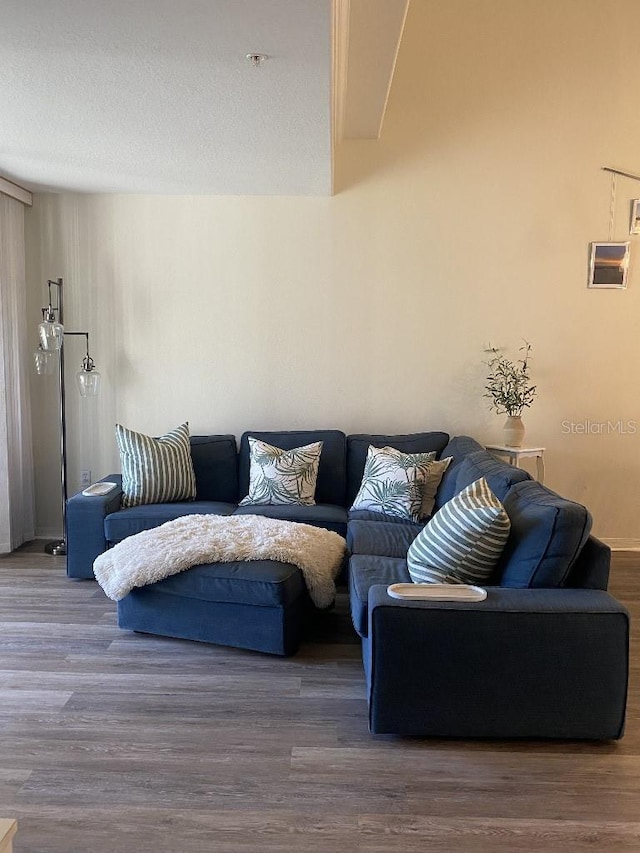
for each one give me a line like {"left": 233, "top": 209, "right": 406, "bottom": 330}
{"left": 504, "top": 415, "right": 525, "bottom": 447}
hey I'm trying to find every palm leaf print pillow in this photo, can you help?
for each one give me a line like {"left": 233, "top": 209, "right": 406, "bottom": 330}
{"left": 239, "top": 438, "right": 323, "bottom": 506}
{"left": 350, "top": 445, "right": 437, "bottom": 522}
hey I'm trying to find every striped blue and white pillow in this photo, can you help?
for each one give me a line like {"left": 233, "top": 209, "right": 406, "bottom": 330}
{"left": 407, "top": 477, "right": 510, "bottom": 585}
{"left": 115, "top": 422, "right": 197, "bottom": 508}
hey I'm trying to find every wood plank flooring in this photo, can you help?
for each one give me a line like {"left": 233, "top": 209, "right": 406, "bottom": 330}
{"left": 0, "top": 543, "right": 638, "bottom": 852}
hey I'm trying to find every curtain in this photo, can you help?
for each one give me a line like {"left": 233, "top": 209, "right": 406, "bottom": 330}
{"left": 0, "top": 193, "right": 34, "bottom": 552}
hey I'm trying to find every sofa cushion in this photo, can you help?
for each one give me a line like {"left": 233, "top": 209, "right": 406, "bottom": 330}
{"left": 348, "top": 509, "right": 421, "bottom": 524}
{"left": 190, "top": 435, "right": 239, "bottom": 503}
{"left": 105, "top": 502, "right": 237, "bottom": 543}
{"left": 233, "top": 503, "right": 347, "bottom": 535}
{"left": 239, "top": 430, "right": 347, "bottom": 507}
{"left": 116, "top": 421, "right": 196, "bottom": 508}
{"left": 239, "top": 437, "right": 323, "bottom": 506}
{"left": 433, "top": 435, "right": 485, "bottom": 510}
{"left": 407, "top": 478, "right": 511, "bottom": 585}
{"left": 143, "top": 559, "right": 306, "bottom": 608}
{"left": 346, "top": 432, "right": 449, "bottom": 506}
{"left": 347, "top": 519, "right": 422, "bottom": 558}
{"left": 420, "top": 456, "right": 453, "bottom": 518}
{"left": 454, "top": 449, "right": 531, "bottom": 501}
{"left": 349, "top": 555, "right": 410, "bottom": 638}
{"left": 350, "top": 445, "right": 436, "bottom": 522}
{"left": 497, "top": 480, "right": 593, "bottom": 588}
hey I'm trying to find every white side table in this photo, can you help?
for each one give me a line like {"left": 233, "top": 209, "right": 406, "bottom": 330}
{"left": 485, "top": 445, "right": 546, "bottom": 484}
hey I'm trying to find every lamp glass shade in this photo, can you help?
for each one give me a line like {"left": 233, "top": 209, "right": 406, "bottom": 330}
{"left": 38, "top": 319, "right": 64, "bottom": 351}
{"left": 76, "top": 368, "right": 100, "bottom": 397}
{"left": 33, "top": 347, "right": 55, "bottom": 376}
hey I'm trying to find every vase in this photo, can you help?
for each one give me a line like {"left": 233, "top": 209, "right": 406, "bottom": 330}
{"left": 504, "top": 415, "right": 525, "bottom": 447}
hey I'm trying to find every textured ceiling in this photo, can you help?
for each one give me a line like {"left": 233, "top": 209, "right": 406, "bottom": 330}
{"left": 0, "top": 0, "right": 333, "bottom": 195}
{"left": 0, "top": 0, "right": 409, "bottom": 196}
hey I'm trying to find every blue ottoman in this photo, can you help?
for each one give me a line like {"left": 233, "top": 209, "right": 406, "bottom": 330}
{"left": 117, "top": 559, "right": 311, "bottom": 656}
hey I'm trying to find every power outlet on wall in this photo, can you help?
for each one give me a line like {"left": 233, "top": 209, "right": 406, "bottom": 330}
{"left": 80, "top": 469, "right": 92, "bottom": 488}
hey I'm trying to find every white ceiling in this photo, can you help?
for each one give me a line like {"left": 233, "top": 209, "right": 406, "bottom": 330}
{"left": 0, "top": 0, "right": 408, "bottom": 196}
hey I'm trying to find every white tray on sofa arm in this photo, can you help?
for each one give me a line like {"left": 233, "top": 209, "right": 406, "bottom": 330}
{"left": 387, "top": 583, "right": 488, "bottom": 602}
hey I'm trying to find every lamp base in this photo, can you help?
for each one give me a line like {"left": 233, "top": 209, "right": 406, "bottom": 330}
{"left": 44, "top": 540, "right": 66, "bottom": 556}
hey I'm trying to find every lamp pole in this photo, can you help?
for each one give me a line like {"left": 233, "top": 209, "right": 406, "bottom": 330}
{"left": 37, "top": 278, "right": 100, "bottom": 556}
{"left": 46, "top": 279, "right": 66, "bottom": 556}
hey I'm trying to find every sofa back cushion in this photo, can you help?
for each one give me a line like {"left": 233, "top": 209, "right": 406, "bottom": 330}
{"left": 190, "top": 435, "right": 239, "bottom": 503}
{"left": 105, "top": 500, "right": 237, "bottom": 543}
{"left": 453, "top": 449, "right": 531, "bottom": 502}
{"left": 346, "top": 432, "right": 449, "bottom": 506}
{"left": 433, "top": 435, "right": 485, "bottom": 510}
{"left": 238, "top": 430, "right": 347, "bottom": 507}
{"left": 496, "top": 480, "right": 593, "bottom": 588}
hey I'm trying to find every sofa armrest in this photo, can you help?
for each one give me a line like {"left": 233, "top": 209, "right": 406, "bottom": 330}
{"left": 365, "top": 585, "right": 629, "bottom": 739}
{"left": 66, "top": 475, "right": 123, "bottom": 579}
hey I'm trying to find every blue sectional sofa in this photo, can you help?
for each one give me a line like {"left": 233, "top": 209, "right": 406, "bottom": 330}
{"left": 66, "top": 429, "right": 629, "bottom": 739}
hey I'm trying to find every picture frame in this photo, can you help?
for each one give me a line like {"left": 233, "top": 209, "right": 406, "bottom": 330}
{"left": 631, "top": 199, "right": 640, "bottom": 235}
{"left": 587, "top": 242, "right": 630, "bottom": 289}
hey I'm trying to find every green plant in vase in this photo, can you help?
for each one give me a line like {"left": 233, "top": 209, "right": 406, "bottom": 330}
{"left": 484, "top": 341, "right": 537, "bottom": 447}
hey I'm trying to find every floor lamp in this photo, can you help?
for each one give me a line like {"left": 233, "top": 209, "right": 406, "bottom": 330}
{"left": 35, "top": 278, "right": 101, "bottom": 556}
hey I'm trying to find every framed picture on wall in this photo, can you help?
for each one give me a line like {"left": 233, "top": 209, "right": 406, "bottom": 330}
{"left": 630, "top": 199, "right": 640, "bottom": 235}
{"left": 587, "top": 242, "right": 630, "bottom": 289}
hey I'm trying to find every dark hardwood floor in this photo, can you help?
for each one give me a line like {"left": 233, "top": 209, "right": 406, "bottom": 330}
{"left": 0, "top": 543, "right": 638, "bottom": 852}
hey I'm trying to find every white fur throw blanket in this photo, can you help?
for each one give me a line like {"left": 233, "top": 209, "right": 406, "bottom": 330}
{"left": 93, "top": 514, "right": 346, "bottom": 608}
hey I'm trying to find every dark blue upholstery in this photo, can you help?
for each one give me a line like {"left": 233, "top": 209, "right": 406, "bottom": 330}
{"left": 497, "top": 480, "right": 593, "bottom": 588}
{"left": 349, "top": 555, "right": 409, "bottom": 638}
{"left": 348, "top": 509, "right": 422, "bottom": 524}
{"left": 565, "top": 535, "right": 610, "bottom": 590}
{"left": 105, "top": 501, "right": 237, "bottom": 543}
{"left": 67, "top": 428, "right": 628, "bottom": 726}
{"left": 233, "top": 503, "right": 347, "bottom": 535}
{"left": 344, "top": 435, "right": 626, "bottom": 738}
{"left": 66, "top": 475, "right": 124, "bottom": 578}
{"left": 365, "top": 585, "right": 629, "bottom": 738}
{"left": 347, "top": 520, "right": 421, "bottom": 559}
{"left": 131, "top": 560, "right": 305, "bottom": 608}
{"left": 434, "top": 435, "right": 484, "bottom": 509}
{"left": 346, "top": 432, "right": 449, "bottom": 506}
{"left": 118, "top": 576, "right": 309, "bottom": 656}
{"left": 190, "top": 435, "right": 239, "bottom": 502}
{"left": 453, "top": 449, "right": 531, "bottom": 500}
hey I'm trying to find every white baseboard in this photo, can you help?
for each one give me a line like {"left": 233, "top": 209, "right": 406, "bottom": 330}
{"left": 601, "top": 538, "right": 640, "bottom": 551}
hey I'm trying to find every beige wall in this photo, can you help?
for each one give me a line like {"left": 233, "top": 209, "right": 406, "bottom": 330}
{"left": 26, "top": 0, "right": 640, "bottom": 539}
